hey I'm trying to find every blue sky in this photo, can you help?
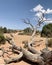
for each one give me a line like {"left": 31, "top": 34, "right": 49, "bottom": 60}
{"left": 0, "top": 0, "right": 52, "bottom": 30}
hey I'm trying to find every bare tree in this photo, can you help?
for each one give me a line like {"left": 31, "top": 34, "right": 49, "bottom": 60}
{"left": 0, "top": 7, "right": 52, "bottom": 65}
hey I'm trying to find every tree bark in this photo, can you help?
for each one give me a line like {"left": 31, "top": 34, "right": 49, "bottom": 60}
{"left": 41, "top": 48, "right": 52, "bottom": 65}
{"left": 27, "top": 41, "right": 41, "bottom": 54}
{"left": 4, "top": 52, "right": 23, "bottom": 64}
{"left": 22, "top": 48, "right": 45, "bottom": 65}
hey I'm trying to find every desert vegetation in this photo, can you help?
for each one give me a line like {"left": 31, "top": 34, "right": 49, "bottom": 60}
{"left": 0, "top": 27, "right": 17, "bottom": 45}
{"left": 0, "top": 34, "right": 6, "bottom": 45}
{"left": 18, "top": 27, "right": 33, "bottom": 35}
{"left": 41, "top": 23, "right": 52, "bottom": 37}
{"left": 47, "top": 39, "right": 52, "bottom": 47}
{"left": 0, "top": 27, "right": 17, "bottom": 33}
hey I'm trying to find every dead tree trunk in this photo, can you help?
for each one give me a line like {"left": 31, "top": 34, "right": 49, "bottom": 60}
{"left": 27, "top": 41, "right": 41, "bottom": 54}
{"left": 5, "top": 36, "right": 52, "bottom": 65}
{"left": 41, "top": 48, "right": 52, "bottom": 65}
{"left": 4, "top": 18, "right": 52, "bottom": 65}
{"left": 6, "top": 37, "right": 21, "bottom": 51}
{"left": 4, "top": 37, "right": 23, "bottom": 64}
{"left": 4, "top": 52, "right": 23, "bottom": 64}
{"left": 22, "top": 48, "right": 45, "bottom": 65}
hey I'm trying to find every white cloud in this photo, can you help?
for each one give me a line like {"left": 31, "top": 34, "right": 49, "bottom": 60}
{"left": 31, "top": 4, "right": 52, "bottom": 23}
{"left": 33, "top": 4, "right": 43, "bottom": 12}
{"left": 44, "top": 18, "right": 52, "bottom": 23}
{"left": 35, "top": 12, "right": 42, "bottom": 18}
{"left": 46, "top": 8, "right": 52, "bottom": 14}
{"left": 45, "top": 20, "right": 52, "bottom": 23}
{"left": 41, "top": 9, "right": 46, "bottom": 13}
{"left": 32, "top": 4, "right": 46, "bottom": 13}
{"left": 32, "top": 4, "right": 52, "bottom": 14}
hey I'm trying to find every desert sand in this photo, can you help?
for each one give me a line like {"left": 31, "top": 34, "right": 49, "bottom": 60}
{"left": 0, "top": 32, "right": 52, "bottom": 65}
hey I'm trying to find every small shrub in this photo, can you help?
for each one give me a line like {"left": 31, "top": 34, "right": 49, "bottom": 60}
{"left": 47, "top": 39, "right": 52, "bottom": 47}
{"left": 18, "top": 32, "right": 24, "bottom": 35}
{"left": 0, "top": 34, "right": 6, "bottom": 45}
{"left": 23, "top": 27, "right": 33, "bottom": 35}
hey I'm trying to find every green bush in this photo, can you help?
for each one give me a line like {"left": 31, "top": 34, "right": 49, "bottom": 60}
{"left": 47, "top": 39, "right": 52, "bottom": 47}
{"left": 41, "top": 23, "right": 52, "bottom": 37}
{"left": 3, "top": 27, "right": 7, "bottom": 33}
{"left": 23, "top": 27, "right": 33, "bottom": 34}
{"left": 0, "top": 26, "right": 17, "bottom": 33}
{"left": 18, "top": 27, "right": 33, "bottom": 35}
{"left": 0, "top": 34, "right": 6, "bottom": 45}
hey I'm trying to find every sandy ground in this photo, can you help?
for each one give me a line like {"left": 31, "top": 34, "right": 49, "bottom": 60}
{"left": 0, "top": 32, "right": 52, "bottom": 65}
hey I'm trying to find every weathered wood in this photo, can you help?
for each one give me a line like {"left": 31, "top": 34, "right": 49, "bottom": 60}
{"left": 27, "top": 41, "right": 42, "bottom": 54}
{"left": 22, "top": 48, "right": 45, "bottom": 65}
{"left": 6, "top": 38, "right": 21, "bottom": 51}
{"left": 4, "top": 52, "right": 23, "bottom": 64}
{"left": 0, "top": 47, "right": 9, "bottom": 57}
{"left": 41, "top": 48, "right": 52, "bottom": 64}
{"left": 5, "top": 36, "right": 52, "bottom": 65}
